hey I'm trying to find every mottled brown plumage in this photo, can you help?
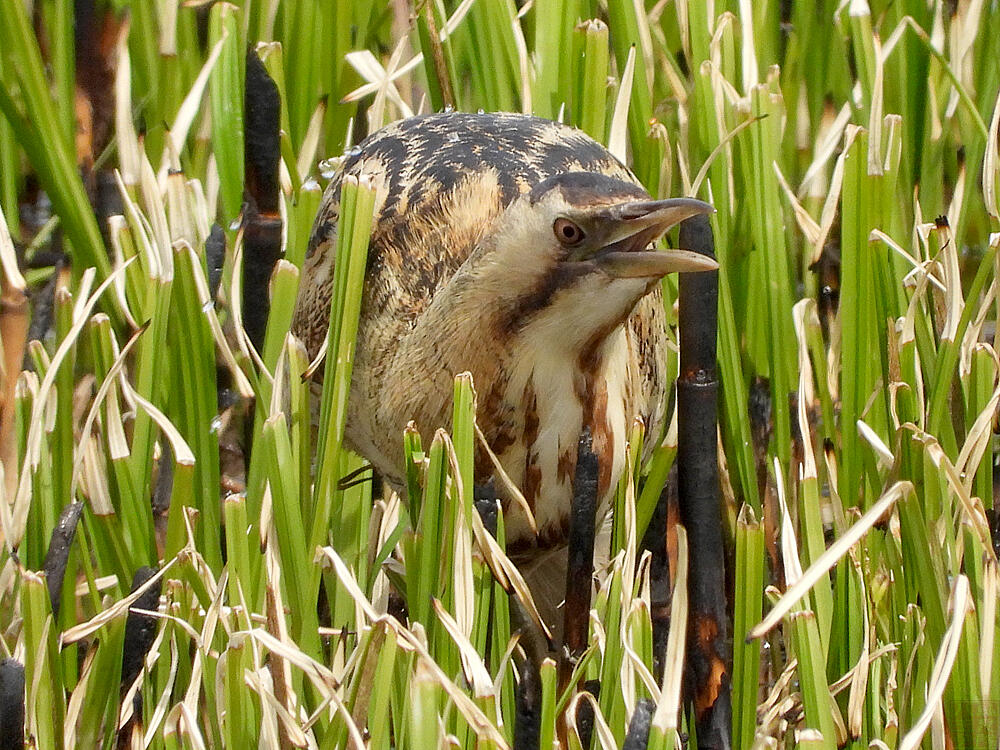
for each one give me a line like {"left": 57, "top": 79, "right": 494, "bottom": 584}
{"left": 293, "top": 112, "right": 713, "bottom": 563}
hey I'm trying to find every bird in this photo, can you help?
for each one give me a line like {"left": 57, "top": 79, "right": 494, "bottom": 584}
{"left": 292, "top": 112, "right": 714, "bottom": 606}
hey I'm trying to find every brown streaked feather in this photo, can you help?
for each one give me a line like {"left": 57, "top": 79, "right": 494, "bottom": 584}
{"left": 292, "top": 111, "right": 670, "bottom": 552}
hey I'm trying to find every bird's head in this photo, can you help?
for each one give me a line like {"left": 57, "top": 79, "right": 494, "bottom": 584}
{"left": 471, "top": 172, "right": 716, "bottom": 350}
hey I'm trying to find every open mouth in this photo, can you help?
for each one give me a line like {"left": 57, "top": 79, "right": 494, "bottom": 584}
{"left": 591, "top": 198, "right": 718, "bottom": 278}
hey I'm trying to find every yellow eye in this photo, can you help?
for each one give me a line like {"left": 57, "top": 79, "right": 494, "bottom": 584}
{"left": 553, "top": 218, "right": 586, "bottom": 246}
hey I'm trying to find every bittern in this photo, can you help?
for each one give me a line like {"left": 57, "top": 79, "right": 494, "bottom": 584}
{"left": 293, "top": 112, "right": 714, "bottom": 621}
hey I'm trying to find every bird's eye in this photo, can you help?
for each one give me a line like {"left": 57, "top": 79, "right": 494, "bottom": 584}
{"left": 553, "top": 218, "right": 586, "bottom": 246}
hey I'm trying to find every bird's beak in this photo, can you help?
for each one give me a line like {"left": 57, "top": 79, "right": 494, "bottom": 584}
{"left": 588, "top": 197, "right": 718, "bottom": 279}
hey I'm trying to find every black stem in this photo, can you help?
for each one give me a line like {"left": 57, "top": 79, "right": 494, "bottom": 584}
{"left": 41, "top": 502, "right": 84, "bottom": 619}
{"left": 242, "top": 48, "right": 282, "bottom": 353}
{"left": 622, "top": 697, "right": 655, "bottom": 750}
{"left": 677, "top": 214, "right": 732, "bottom": 749}
{"left": 0, "top": 659, "right": 24, "bottom": 750}
{"left": 513, "top": 657, "right": 541, "bottom": 750}
{"left": 559, "top": 428, "right": 599, "bottom": 688}
{"left": 117, "top": 566, "right": 162, "bottom": 746}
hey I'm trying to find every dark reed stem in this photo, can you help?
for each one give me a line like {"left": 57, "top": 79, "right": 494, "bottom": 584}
{"left": 677, "top": 214, "right": 732, "bottom": 749}
{"left": 120, "top": 567, "right": 162, "bottom": 694}
{"left": 41, "top": 502, "right": 84, "bottom": 618}
{"left": 0, "top": 658, "right": 24, "bottom": 750}
{"left": 622, "top": 697, "right": 655, "bottom": 750}
{"left": 205, "top": 223, "right": 226, "bottom": 302}
{"left": 117, "top": 567, "right": 162, "bottom": 746}
{"left": 241, "top": 48, "right": 282, "bottom": 353}
{"left": 574, "top": 681, "right": 599, "bottom": 749}
{"left": 559, "top": 428, "right": 599, "bottom": 689}
{"left": 513, "top": 656, "right": 541, "bottom": 750}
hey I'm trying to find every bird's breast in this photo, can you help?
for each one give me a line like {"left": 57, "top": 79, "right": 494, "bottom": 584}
{"left": 495, "top": 330, "right": 632, "bottom": 555}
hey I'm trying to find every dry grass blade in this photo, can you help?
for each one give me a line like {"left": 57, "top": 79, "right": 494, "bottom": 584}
{"left": 511, "top": 6, "right": 532, "bottom": 113}
{"left": 932, "top": 221, "right": 964, "bottom": 343}
{"left": 906, "top": 426, "right": 996, "bottom": 559}
{"left": 622, "top": 604, "right": 660, "bottom": 701}
{"left": 869, "top": 229, "right": 946, "bottom": 291}
{"left": 79, "top": 436, "right": 114, "bottom": 515}
{"left": 10, "top": 260, "right": 136, "bottom": 545}
{"left": 401, "top": 647, "right": 510, "bottom": 747}
{"left": 468, "top": 501, "right": 552, "bottom": 642}
{"left": 315, "top": 545, "right": 380, "bottom": 623}
{"left": 129, "top": 605, "right": 204, "bottom": 645}
{"left": 653, "top": 524, "right": 687, "bottom": 733}
{"left": 828, "top": 644, "right": 897, "bottom": 696}
{"left": 475, "top": 422, "right": 536, "bottom": 534}
{"left": 142, "top": 640, "right": 181, "bottom": 745}
{"left": 164, "top": 702, "right": 208, "bottom": 750}
{"left": 955, "top": 373, "right": 1000, "bottom": 486}
{"left": 897, "top": 575, "right": 970, "bottom": 750}
{"left": 122, "top": 385, "right": 196, "bottom": 466}
{"left": 748, "top": 481, "right": 912, "bottom": 640}
{"left": 441, "top": 427, "right": 476, "bottom": 635}
{"left": 883, "top": 16, "right": 988, "bottom": 139}
{"left": 63, "top": 643, "right": 98, "bottom": 745}
{"left": 608, "top": 46, "right": 635, "bottom": 160}
{"left": 113, "top": 21, "right": 141, "bottom": 186}
{"left": 774, "top": 458, "right": 804, "bottom": 585}
{"left": 775, "top": 164, "right": 821, "bottom": 245}
{"left": 798, "top": 102, "right": 852, "bottom": 198}
{"left": 341, "top": 0, "right": 479, "bottom": 105}
{"left": 432, "top": 599, "right": 496, "bottom": 698}
{"left": 179, "top": 240, "right": 253, "bottom": 396}
{"left": 158, "top": 33, "right": 228, "bottom": 180}
{"left": 248, "top": 628, "right": 340, "bottom": 696}
{"left": 985, "top": 86, "right": 1000, "bottom": 219}
{"left": 979, "top": 559, "right": 998, "bottom": 701}
{"left": 808, "top": 124, "right": 859, "bottom": 265}
{"left": 845, "top": 553, "right": 870, "bottom": 738}
{"left": 688, "top": 115, "right": 762, "bottom": 198}
{"left": 345, "top": 49, "right": 414, "bottom": 121}
{"left": 243, "top": 668, "right": 313, "bottom": 747}
{"left": 297, "top": 99, "right": 328, "bottom": 182}
{"left": 568, "top": 690, "right": 618, "bottom": 750}
{"left": 867, "top": 33, "right": 885, "bottom": 176}
{"left": 69, "top": 320, "right": 148, "bottom": 495}
{"left": 23, "top": 611, "right": 52, "bottom": 745}
{"left": 736, "top": 0, "right": 759, "bottom": 92}
{"left": 118, "top": 609, "right": 170, "bottom": 730}
{"left": 61, "top": 558, "right": 176, "bottom": 645}
{"left": 226, "top": 231, "right": 278, "bottom": 385}
{"left": 181, "top": 572, "right": 228, "bottom": 721}
{"left": 857, "top": 419, "right": 894, "bottom": 469}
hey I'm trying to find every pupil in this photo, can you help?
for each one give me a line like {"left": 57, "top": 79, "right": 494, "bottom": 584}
{"left": 554, "top": 219, "right": 584, "bottom": 244}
